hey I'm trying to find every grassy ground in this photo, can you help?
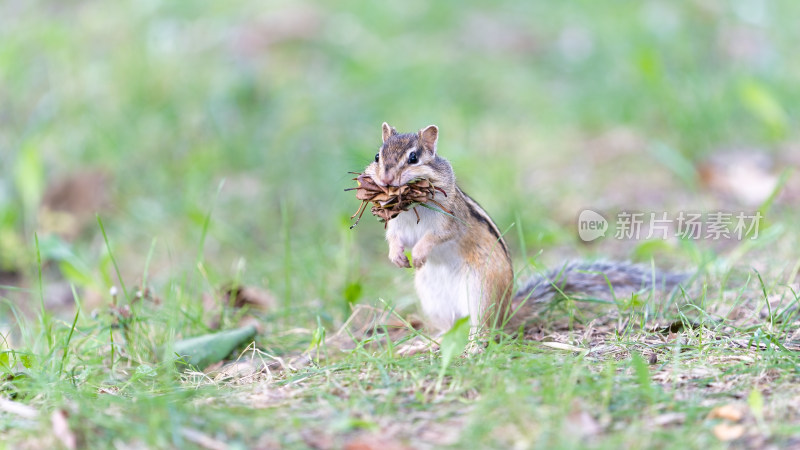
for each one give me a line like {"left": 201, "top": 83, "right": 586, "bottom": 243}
{"left": 2, "top": 0, "right": 800, "bottom": 448}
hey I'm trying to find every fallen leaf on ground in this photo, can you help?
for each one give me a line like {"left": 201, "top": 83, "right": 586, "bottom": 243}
{"left": 712, "top": 423, "right": 745, "bottom": 441}
{"left": 40, "top": 170, "right": 110, "bottom": 240}
{"left": 224, "top": 285, "right": 276, "bottom": 310}
{"left": 708, "top": 404, "right": 745, "bottom": 422}
{"left": 165, "top": 325, "right": 257, "bottom": 371}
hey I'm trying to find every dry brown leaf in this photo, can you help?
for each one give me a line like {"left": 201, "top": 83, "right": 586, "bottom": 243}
{"left": 225, "top": 285, "right": 276, "bottom": 310}
{"left": 51, "top": 409, "right": 77, "bottom": 450}
{"left": 712, "top": 423, "right": 745, "bottom": 441}
{"left": 347, "top": 174, "right": 450, "bottom": 228}
{"left": 708, "top": 404, "right": 745, "bottom": 422}
{"left": 40, "top": 170, "right": 111, "bottom": 240}
{"left": 205, "top": 285, "right": 275, "bottom": 330}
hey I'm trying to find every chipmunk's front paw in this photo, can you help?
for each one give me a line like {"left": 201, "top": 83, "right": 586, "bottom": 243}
{"left": 411, "top": 249, "right": 428, "bottom": 269}
{"left": 389, "top": 251, "right": 411, "bottom": 268}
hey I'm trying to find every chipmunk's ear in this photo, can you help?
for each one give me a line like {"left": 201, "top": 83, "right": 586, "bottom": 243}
{"left": 419, "top": 125, "right": 438, "bottom": 154}
{"left": 382, "top": 122, "right": 397, "bottom": 143}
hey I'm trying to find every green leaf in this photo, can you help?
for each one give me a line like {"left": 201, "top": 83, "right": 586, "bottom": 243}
{"left": 19, "top": 354, "right": 34, "bottom": 369}
{"left": 0, "top": 348, "right": 10, "bottom": 372}
{"left": 739, "top": 79, "right": 788, "bottom": 139}
{"left": 748, "top": 388, "right": 764, "bottom": 421}
{"left": 164, "top": 325, "right": 257, "bottom": 371}
{"left": 37, "top": 234, "right": 96, "bottom": 288}
{"left": 58, "top": 261, "right": 95, "bottom": 288}
{"left": 343, "top": 281, "right": 362, "bottom": 306}
{"left": 621, "top": 291, "right": 647, "bottom": 311}
{"left": 337, "top": 417, "right": 379, "bottom": 432}
{"left": 437, "top": 316, "right": 471, "bottom": 387}
{"left": 635, "top": 46, "right": 664, "bottom": 85}
{"left": 306, "top": 316, "right": 326, "bottom": 353}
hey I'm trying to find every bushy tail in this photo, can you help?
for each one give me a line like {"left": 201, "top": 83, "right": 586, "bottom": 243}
{"left": 507, "top": 260, "right": 689, "bottom": 329}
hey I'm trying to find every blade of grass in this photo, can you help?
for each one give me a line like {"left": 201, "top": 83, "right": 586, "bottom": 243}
{"left": 33, "top": 232, "right": 53, "bottom": 351}
{"left": 59, "top": 284, "right": 81, "bottom": 377}
{"left": 97, "top": 214, "right": 129, "bottom": 302}
{"left": 142, "top": 238, "right": 157, "bottom": 291}
{"left": 757, "top": 168, "right": 792, "bottom": 225}
{"left": 110, "top": 325, "right": 115, "bottom": 373}
{"left": 197, "top": 179, "right": 225, "bottom": 264}
{"left": 33, "top": 232, "right": 45, "bottom": 317}
{"left": 281, "top": 198, "right": 292, "bottom": 309}
{"left": 754, "top": 270, "right": 773, "bottom": 330}
{"left": 416, "top": 202, "right": 467, "bottom": 225}
{"left": 515, "top": 212, "right": 528, "bottom": 264}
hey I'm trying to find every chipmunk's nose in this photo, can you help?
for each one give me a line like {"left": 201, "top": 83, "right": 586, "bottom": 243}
{"left": 380, "top": 175, "right": 393, "bottom": 186}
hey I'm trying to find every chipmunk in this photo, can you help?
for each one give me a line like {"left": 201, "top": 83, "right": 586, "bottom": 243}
{"left": 363, "top": 123, "right": 685, "bottom": 347}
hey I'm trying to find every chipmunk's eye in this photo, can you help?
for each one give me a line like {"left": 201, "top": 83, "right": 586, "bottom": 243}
{"left": 408, "top": 151, "right": 418, "bottom": 164}
{"left": 374, "top": 153, "right": 380, "bottom": 163}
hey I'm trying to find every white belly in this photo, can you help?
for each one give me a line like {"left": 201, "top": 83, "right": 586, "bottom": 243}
{"left": 414, "top": 241, "right": 481, "bottom": 331}
{"left": 387, "top": 204, "right": 480, "bottom": 332}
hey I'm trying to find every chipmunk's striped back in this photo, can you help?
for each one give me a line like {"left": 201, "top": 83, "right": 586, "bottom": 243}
{"left": 455, "top": 186, "right": 510, "bottom": 260}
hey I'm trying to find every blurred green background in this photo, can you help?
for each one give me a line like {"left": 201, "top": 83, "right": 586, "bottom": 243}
{"left": 1, "top": 0, "right": 798, "bottom": 329}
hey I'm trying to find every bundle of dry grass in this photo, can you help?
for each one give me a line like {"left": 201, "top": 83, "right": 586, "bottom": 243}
{"left": 346, "top": 173, "right": 451, "bottom": 228}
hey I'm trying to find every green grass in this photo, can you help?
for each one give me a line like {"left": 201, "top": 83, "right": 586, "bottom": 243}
{"left": 2, "top": 0, "right": 800, "bottom": 448}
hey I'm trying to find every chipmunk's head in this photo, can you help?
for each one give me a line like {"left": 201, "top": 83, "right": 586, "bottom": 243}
{"left": 366, "top": 122, "right": 439, "bottom": 187}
